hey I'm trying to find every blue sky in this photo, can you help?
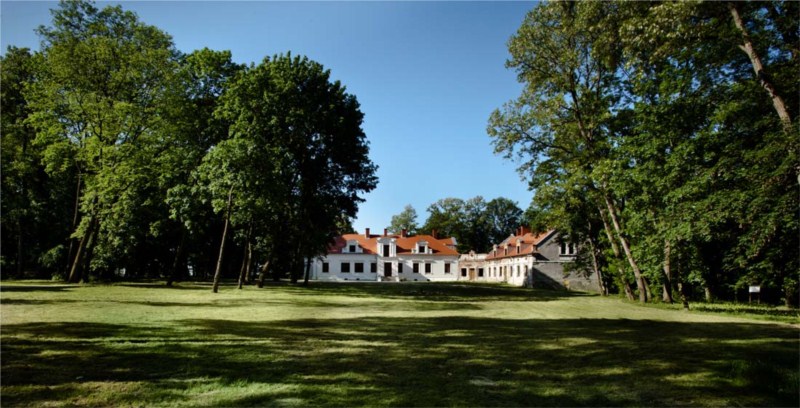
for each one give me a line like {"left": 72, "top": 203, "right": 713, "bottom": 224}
{"left": 2, "top": 1, "right": 536, "bottom": 233}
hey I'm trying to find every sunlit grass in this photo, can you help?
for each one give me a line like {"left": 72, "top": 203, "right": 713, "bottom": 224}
{"left": 1, "top": 281, "right": 797, "bottom": 407}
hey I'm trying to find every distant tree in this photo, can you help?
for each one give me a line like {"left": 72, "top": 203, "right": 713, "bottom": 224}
{"left": 485, "top": 198, "right": 522, "bottom": 244}
{"left": 421, "top": 198, "right": 465, "bottom": 241}
{"left": 387, "top": 205, "right": 419, "bottom": 235}
{"left": 461, "top": 196, "right": 492, "bottom": 252}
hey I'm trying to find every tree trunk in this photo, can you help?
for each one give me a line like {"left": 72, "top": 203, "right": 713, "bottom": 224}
{"left": 290, "top": 243, "right": 302, "bottom": 284}
{"left": 237, "top": 225, "right": 252, "bottom": 290}
{"left": 704, "top": 286, "right": 713, "bottom": 303}
{"left": 662, "top": 239, "right": 674, "bottom": 303}
{"left": 80, "top": 227, "right": 97, "bottom": 283}
{"left": 672, "top": 248, "right": 690, "bottom": 310}
{"left": 16, "top": 218, "right": 23, "bottom": 277}
{"left": 587, "top": 238, "right": 606, "bottom": 295}
{"left": 599, "top": 206, "right": 635, "bottom": 301}
{"left": 604, "top": 194, "right": 648, "bottom": 303}
{"left": 257, "top": 256, "right": 271, "bottom": 288}
{"left": 68, "top": 215, "right": 96, "bottom": 283}
{"left": 729, "top": 2, "right": 792, "bottom": 129}
{"left": 212, "top": 186, "right": 235, "bottom": 293}
{"left": 303, "top": 257, "right": 312, "bottom": 286}
{"left": 167, "top": 228, "right": 186, "bottom": 287}
{"left": 64, "top": 172, "right": 83, "bottom": 277}
{"left": 244, "top": 242, "right": 253, "bottom": 284}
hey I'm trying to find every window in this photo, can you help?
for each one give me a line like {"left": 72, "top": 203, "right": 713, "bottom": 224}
{"left": 413, "top": 263, "right": 419, "bottom": 273}
{"left": 383, "top": 244, "right": 390, "bottom": 257}
{"left": 322, "top": 262, "right": 329, "bottom": 273}
{"left": 341, "top": 262, "right": 350, "bottom": 273}
{"left": 419, "top": 245, "right": 427, "bottom": 254}
{"left": 461, "top": 268, "right": 467, "bottom": 277}
{"left": 371, "top": 263, "right": 377, "bottom": 273}
{"left": 517, "top": 265, "right": 520, "bottom": 277}
{"left": 445, "top": 263, "right": 451, "bottom": 274}
{"left": 425, "top": 263, "right": 431, "bottom": 274}
{"left": 349, "top": 244, "right": 356, "bottom": 253}
{"left": 560, "top": 242, "right": 576, "bottom": 255}
{"left": 354, "top": 262, "right": 364, "bottom": 273}
{"left": 478, "top": 268, "right": 484, "bottom": 277}
{"left": 398, "top": 263, "right": 404, "bottom": 273}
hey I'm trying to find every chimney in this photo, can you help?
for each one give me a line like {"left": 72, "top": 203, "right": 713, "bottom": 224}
{"left": 365, "top": 228, "right": 370, "bottom": 238}
{"left": 383, "top": 228, "right": 388, "bottom": 236}
{"left": 431, "top": 229, "right": 437, "bottom": 239}
{"left": 401, "top": 229, "right": 407, "bottom": 238}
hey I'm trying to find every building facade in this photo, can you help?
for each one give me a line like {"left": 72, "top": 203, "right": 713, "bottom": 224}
{"left": 311, "top": 228, "right": 460, "bottom": 282}
{"left": 479, "top": 227, "right": 598, "bottom": 291}
{"left": 314, "top": 226, "right": 599, "bottom": 292}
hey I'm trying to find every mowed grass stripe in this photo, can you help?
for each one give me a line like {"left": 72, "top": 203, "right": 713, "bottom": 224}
{"left": 1, "top": 281, "right": 797, "bottom": 407}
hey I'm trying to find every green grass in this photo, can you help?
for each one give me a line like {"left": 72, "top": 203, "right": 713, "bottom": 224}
{"left": 1, "top": 281, "right": 797, "bottom": 407}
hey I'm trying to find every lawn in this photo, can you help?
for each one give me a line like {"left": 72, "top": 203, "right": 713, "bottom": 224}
{"left": 1, "top": 281, "right": 797, "bottom": 407}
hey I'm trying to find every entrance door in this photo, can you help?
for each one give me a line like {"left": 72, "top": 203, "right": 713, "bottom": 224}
{"left": 469, "top": 268, "right": 476, "bottom": 281}
{"left": 384, "top": 262, "right": 392, "bottom": 277}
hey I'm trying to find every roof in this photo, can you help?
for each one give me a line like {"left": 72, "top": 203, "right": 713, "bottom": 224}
{"left": 484, "top": 229, "right": 556, "bottom": 261}
{"left": 328, "top": 232, "right": 460, "bottom": 256}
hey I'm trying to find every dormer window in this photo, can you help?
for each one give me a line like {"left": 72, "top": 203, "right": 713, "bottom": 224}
{"left": 345, "top": 240, "right": 361, "bottom": 253}
{"left": 560, "top": 242, "right": 576, "bottom": 256}
{"left": 416, "top": 241, "right": 428, "bottom": 254}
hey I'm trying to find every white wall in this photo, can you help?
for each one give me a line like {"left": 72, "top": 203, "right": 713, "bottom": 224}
{"left": 313, "top": 254, "right": 460, "bottom": 282}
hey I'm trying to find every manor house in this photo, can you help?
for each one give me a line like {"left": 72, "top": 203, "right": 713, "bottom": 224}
{"left": 310, "top": 226, "right": 600, "bottom": 291}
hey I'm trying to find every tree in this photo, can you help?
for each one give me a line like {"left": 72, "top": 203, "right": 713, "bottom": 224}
{"left": 1, "top": 46, "right": 74, "bottom": 278}
{"left": 162, "top": 48, "right": 244, "bottom": 285}
{"left": 485, "top": 197, "right": 522, "bottom": 245}
{"left": 28, "top": 0, "right": 180, "bottom": 282}
{"left": 492, "top": 1, "right": 798, "bottom": 306}
{"left": 387, "top": 205, "right": 419, "bottom": 235}
{"left": 210, "top": 53, "right": 377, "bottom": 288}
{"left": 489, "top": 1, "right": 651, "bottom": 302}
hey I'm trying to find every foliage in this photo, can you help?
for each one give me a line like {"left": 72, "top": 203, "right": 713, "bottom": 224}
{"left": 489, "top": 1, "right": 799, "bottom": 306}
{"left": 211, "top": 53, "right": 378, "bottom": 282}
{"left": 387, "top": 204, "right": 419, "bottom": 235}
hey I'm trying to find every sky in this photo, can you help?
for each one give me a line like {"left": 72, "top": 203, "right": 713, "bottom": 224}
{"left": 1, "top": 1, "right": 536, "bottom": 234}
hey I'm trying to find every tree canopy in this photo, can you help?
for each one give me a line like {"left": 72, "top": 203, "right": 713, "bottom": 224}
{"left": 489, "top": 1, "right": 798, "bottom": 306}
{"left": 2, "top": 1, "right": 377, "bottom": 288}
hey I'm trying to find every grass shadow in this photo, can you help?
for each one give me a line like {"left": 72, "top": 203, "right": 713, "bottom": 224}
{"left": 2, "top": 316, "right": 797, "bottom": 407}
{"left": 265, "top": 281, "right": 592, "bottom": 302}
{"left": 0, "top": 285, "right": 77, "bottom": 293}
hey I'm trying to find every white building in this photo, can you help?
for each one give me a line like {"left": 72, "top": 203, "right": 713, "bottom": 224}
{"left": 312, "top": 226, "right": 599, "bottom": 292}
{"left": 311, "top": 228, "right": 460, "bottom": 282}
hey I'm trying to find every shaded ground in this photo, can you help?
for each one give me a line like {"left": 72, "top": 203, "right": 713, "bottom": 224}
{"left": 1, "top": 282, "right": 797, "bottom": 407}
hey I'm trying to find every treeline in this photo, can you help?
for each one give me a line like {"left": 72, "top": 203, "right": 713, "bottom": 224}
{"left": 1, "top": 1, "right": 377, "bottom": 287}
{"left": 386, "top": 197, "right": 523, "bottom": 253}
{"left": 489, "top": 1, "right": 798, "bottom": 306}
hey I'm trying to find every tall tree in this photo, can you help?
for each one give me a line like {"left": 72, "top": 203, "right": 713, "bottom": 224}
{"left": 489, "top": 1, "right": 651, "bottom": 302}
{"left": 28, "top": 0, "right": 180, "bottom": 282}
{"left": 210, "top": 53, "right": 377, "bottom": 288}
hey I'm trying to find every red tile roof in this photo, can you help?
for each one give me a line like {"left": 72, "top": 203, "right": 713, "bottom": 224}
{"left": 328, "top": 232, "right": 459, "bottom": 256}
{"left": 484, "top": 229, "right": 555, "bottom": 260}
